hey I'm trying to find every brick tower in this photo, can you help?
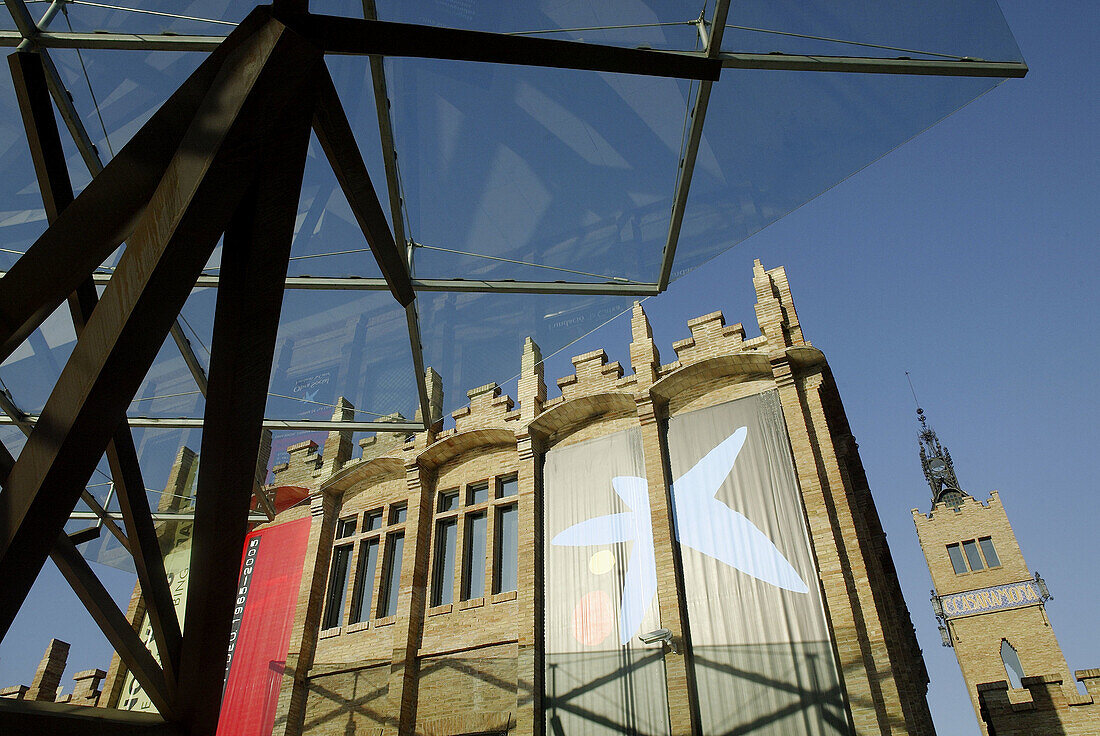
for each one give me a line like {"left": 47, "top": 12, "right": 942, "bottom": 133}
{"left": 911, "top": 408, "right": 1100, "bottom": 734}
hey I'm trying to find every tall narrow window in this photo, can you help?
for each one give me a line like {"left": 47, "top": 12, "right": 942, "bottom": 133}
{"left": 979, "top": 537, "right": 1001, "bottom": 567}
{"left": 962, "top": 539, "right": 985, "bottom": 571}
{"left": 1001, "top": 639, "right": 1024, "bottom": 688}
{"left": 349, "top": 538, "right": 379, "bottom": 624}
{"left": 463, "top": 512, "right": 487, "bottom": 599}
{"left": 947, "top": 543, "right": 968, "bottom": 574}
{"left": 379, "top": 533, "right": 404, "bottom": 618}
{"left": 432, "top": 519, "right": 457, "bottom": 606}
{"left": 495, "top": 505, "right": 518, "bottom": 593}
{"left": 323, "top": 545, "right": 352, "bottom": 629}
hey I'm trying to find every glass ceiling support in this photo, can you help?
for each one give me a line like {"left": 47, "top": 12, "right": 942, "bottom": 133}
{"left": 717, "top": 52, "right": 1028, "bottom": 78}
{"left": 360, "top": 0, "right": 433, "bottom": 428}
{"left": 0, "top": 383, "right": 132, "bottom": 553}
{"left": 69, "top": 510, "right": 271, "bottom": 524}
{"left": 658, "top": 0, "right": 731, "bottom": 291}
{"left": 50, "top": 272, "right": 664, "bottom": 296}
{"left": 0, "top": 29, "right": 227, "bottom": 51}
{"left": 10, "top": 49, "right": 185, "bottom": 682}
{"left": 0, "top": 414, "right": 427, "bottom": 432}
{"left": 4, "top": 0, "right": 213, "bottom": 400}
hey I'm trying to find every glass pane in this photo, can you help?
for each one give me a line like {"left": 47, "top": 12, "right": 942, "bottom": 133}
{"left": 350, "top": 539, "right": 380, "bottom": 624}
{"left": 962, "top": 539, "right": 985, "bottom": 571}
{"left": 391, "top": 504, "right": 407, "bottom": 524}
{"left": 979, "top": 537, "right": 1001, "bottom": 567}
{"left": 721, "top": 0, "right": 1023, "bottom": 62}
{"left": 336, "top": 517, "right": 356, "bottom": 538}
{"left": 496, "top": 505, "right": 519, "bottom": 594}
{"left": 365, "top": 510, "right": 384, "bottom": 531}
{"left": 464, "top": 512, "right": 487, "bottom": 600}
{"left": 498, "top": 476, "right": 519, "bottom": 498}
{"left": 947, "top": 544, "right": 967, "bottom": 575}
{"left": 323, "top": 545, "right": 352, "bottom": 629}
{"left": 438, "top": 490, "right": 459, "bottom": 512}
{"left": 468, "top": 482, "right": 489, "bottom": 505}
{"left": 380, "top": 533, "right": 405, "bottom": 617}
{"left": 432, "top": 519, "right": 457, "bottom": 606}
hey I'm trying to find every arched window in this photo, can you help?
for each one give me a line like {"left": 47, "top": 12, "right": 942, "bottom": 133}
{"left": 1001, "top": 639, "right": 1024, "bottom": 688}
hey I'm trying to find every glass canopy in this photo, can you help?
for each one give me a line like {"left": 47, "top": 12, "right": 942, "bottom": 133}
{"left": 0, "top": 0, "right": 1023, "bottom": 570}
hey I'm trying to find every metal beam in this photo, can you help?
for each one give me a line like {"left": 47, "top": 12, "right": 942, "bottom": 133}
{"left": 34, "top": 272, "right": 663, "bottom": 296}
{"left": 281, "top": 12, "right": 721, "bottom": 81}
{"left": 718, "top": 51, "right": 1028, "bottom": 78}
{"left": 0, "top": 7, "right": 273, "bottom": 367}
{"left": 0, "top": 415, "right": 426, "bottom": 432}
{"left": 0, "top": 29, "right": 226, "bottom": 51}
{"left": 68, "top": 510, "right": 271, "bottom": 523}
{"left": 312, "top": 64, "right": 413, "bottom": 306}
{"left": 0, "top": 697, "right": 180, "bottom": 736}
{"left": 177, "top": 66, "right": 318, "bottom": 733}
{"left": 657, "top": 0, "right": 731, "bottom": 290}
{"left": 10, "top": 49, "right": 179, "bottom": 679}
{"left": 50, "top": 535, "right": 175, "bottom": 718}
{"left": 0, "top": 385, "right": 131, "bottom": 552}
{"left": 0, "top": 15, "right": 310, "bottom": 644}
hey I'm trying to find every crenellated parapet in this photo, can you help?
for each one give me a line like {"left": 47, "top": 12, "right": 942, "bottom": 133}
{"left": 452, "top": 382, "right": 516, "bottom": 433}
{"left": 555, "top": 349, "right": 631, "bottom": 401}
{"left": 978, "top": 671, "right": 1100, "bottom": 735}
{"left": 671, "top": 310, "right": 748, "bottom": 365}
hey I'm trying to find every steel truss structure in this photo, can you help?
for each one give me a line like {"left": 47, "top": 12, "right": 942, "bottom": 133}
{"left": 0, "top": 1, "right": 1025, "bottom": 734}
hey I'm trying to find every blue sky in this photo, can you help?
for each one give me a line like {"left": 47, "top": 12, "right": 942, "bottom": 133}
{"left": 1, "top": 1, "right": 1096, "bottom": 733}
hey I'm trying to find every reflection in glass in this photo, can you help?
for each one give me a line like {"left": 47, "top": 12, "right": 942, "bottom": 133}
{"left": 380, "top": 533, "right": 405, "bottom": 617}
{"left": 962, "top": 539, "right": 985, "bottom": 571}
{"left": 463, "top": 512, "right": 487, "bottom": 600}
{"left": 979, "top": 537, "right": 1001, "bottom": 567}
{"left": 432, "top": 520, "right": 457, "bottom": 606}
{"left": 323, "top": 545, "right": 352, "bottom": 629}
{"left": 947, "top": 543, "right": 967, "bottom": 575}
{"left": 350, "top": 538, "right": 380, "bottom": 624}
{"left": 496, "top": 505, "right": 518, "bottom": 594}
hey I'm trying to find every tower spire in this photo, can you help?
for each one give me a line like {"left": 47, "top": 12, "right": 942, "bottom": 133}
{"left": 907, "top": 374, "right": 966, "bottom": 507}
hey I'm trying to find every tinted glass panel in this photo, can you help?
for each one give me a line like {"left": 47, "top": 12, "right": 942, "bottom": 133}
{"left": 947, "top": 544, "right": 968, "bottom": 574}
{"left": 336, "top": 518, "right": 356, "bottom": 538}
{"left": 979, "top": 537, "right": 1001, "bottom": 567}
{"left": 433, "top": 519, "right": 457, "bottom": 606}
{"left": 323, "top": 545, "right": 352, "bottom": 629}
{"left": 380, "top": 533, "right": 405, "bottom": 617}
{"left": 391, "top": 505, "right": 407, "bottom": 524}
{"left": 464, "top": 512, "right": 487, "bottom": 600}
{"left": 498, "top": 476, "right": 518, "bottom": 498}
{"left": 438, "top": 490, "right": 459, "bottom": 512}
{"left": 365, "top": 511, "right": 384, "bottom": 531}
{"left": 350, "top": 539, "right": 379, "bottom": 624}
{"left": 962, "top": 540, "right": 984, "bottom": 571}
{"left": 496, "top": 505, "right": 518, "bottom": 593}
{"left": 468, "top": 483, "right": 489, "bottom": 505}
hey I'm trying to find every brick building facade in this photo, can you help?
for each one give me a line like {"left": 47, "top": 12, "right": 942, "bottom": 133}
{"left": 912, "top": 416, "right": 1100, "bottom": 735}
{"left": 94, "top": 261, "right": 935, "bottom": 735}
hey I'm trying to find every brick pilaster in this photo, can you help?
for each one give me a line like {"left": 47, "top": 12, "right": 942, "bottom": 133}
{"left": 515, "top": 433, "right": 543, "bottom": 736}
{"left": 636, "top": 396, "right": 699, "bottom": 735}
{"left": 272, "top": 492, "right": 336, "bottom": 736}
{"left": 391, "top": 461, "right": 434, "bottom": 736}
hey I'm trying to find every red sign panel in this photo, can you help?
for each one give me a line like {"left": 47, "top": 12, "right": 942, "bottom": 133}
{"left": 217, "top": 516, "right": 311, "bottom": 736}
